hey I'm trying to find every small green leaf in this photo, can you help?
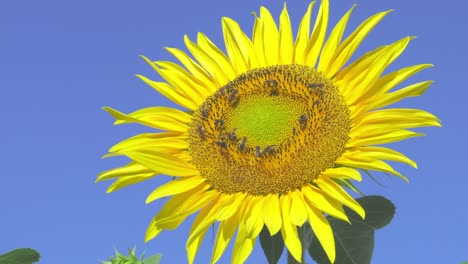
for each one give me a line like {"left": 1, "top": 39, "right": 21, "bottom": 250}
{"left": 142, "top": 254, "right": 162, "bottom": 264}
{"left": 0, "top": 248, "right": 40, "bottom": 264}
{"left": 103, "top": 247, "right": 160, "bottom": 264}
{"left": 259, "top": 226, "right": 285, "bottom": 264}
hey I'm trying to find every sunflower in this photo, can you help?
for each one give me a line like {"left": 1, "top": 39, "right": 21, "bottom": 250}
{"left": 98, "top": 1, "right": 440, "bottom": 263}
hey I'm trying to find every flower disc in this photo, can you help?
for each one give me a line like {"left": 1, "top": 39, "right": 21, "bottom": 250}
{"left": 188, "top": 64, "right": 350, "bottom": 195}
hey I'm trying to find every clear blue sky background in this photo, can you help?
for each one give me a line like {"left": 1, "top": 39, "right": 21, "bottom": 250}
{"left": 1, "top": 0, "right": 466, "bottom": 263}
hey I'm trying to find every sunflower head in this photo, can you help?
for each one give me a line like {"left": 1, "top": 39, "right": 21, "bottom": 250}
{"left": 98, "top": 1, "right": 440, "bottom": 263}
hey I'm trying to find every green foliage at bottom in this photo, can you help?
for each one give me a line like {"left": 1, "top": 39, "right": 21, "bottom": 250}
{"left": 0, "top": 248, "right": 40, "bottom": 264}
{"left": 259, "top": 227, "right": 285, "bottom": 264}
{"left": 102, "top": 247, "right": 161, "bottom": 264}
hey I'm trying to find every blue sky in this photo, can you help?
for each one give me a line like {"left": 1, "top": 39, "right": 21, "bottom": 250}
{"left": 1, "top": 0, "right": 466, "bottom": 263}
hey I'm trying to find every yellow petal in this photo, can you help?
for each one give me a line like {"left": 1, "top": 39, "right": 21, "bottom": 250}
{"left": 136, "top": 75, "right": 199, "bottom": 110}
{"left": 318, "top": 4, "right": 355, "bottom": 74}
{"left": 106, "top": 175, "right": 154, "bottom": 193}
{"left": 327, "top": 10, "right": 392, "bottom": 77}
{"left": 335, "top": 155, "right": 408, "bottom": 181}
{"left": 141, "top": 55, "right": 208, "bottom": 103}
{"left": 197, "top": 32, "right": 238, "bottom": 80}
{"left": 243, "top": 196, "right": 264, "bottom": 238}
{"left": 155, "top": 189, "right": 218, "bottom": 228}
{"left": 232, "top": 236, "right": 256, "bottom": 264}
{"left": 188, "top": 196, "right": 229, "bottom": 248}
{"left": 352, "top": 108, "right": 441, "bottom": 128}
{"left": 222, "top": 17, "right": 258, "bottom": 72}
{"left": 164, "top": 47, "right": 214, "bottom": 87}
{"left": 262, "top": 193, "right": 282, "bottom": 235}
{"left": 155, "top": 60, "right": 213, "bottom": 95}
{"left": 280, "top": 194, "right": 302, "bottom": 262}
{"left": 232, "top": 197, "right": 262, "bottom": 264}
{"left": 365, "top": 81, "right": 433, "bottom": 111}
{"left": 305, "top": 0, "right": 329, "bottom": 67}
{"left": 347, "top": 129, "right": 424, "bottom": 147}
{"left": 316, "top": 176, "right": 365, "bottom": 219}
{"left": 145, "top": 185, "right": 208, "bottom": 241}
{"left": 129, "top": 107, "right": 190, "bottom": 124}
{"left": 186, "top": 195, "right": 226, "bottom": 264}
{"left": 306, "top": 206, "right": 335, "bottom": 263}
{"left": 97, "top": 162, "right": 154, "bottom": 182}
{"left": 341, "top": 37, "right": 413, "bottom": 105}
{"left": 322, "top": 167, "right": 362, "bottom": 181}
{"left": 365, "top": 64, "right": 433, "bottom": 97}
{"left": 351, "top": 146, "right": 417, "bottom": 168}
{"left": 302, "top": 185, "right": 349, "bottom": 223}
{"left": 184, "top": 35, "right": 227, "bottom": 88}
{"left": 335, "top": 37, "right": 412, "bottom": 86}
{"left": 123, "top": 150, "right": 199, "bottom": 177}
{"left": 109, "top": 133, "right": 188, "bottom": 154}
{"left": 216, "top": 193, "right": 247, "bottom": 221}
{"left": 103, "top": 106, "right": 190, "bottom": 132}
{"left": 352, "top": 123, "right": 437, "bottom": 137}
{"left": 278, "top": 3, "right": 293, "bottom": 64}
{"left": 187, "top": 222, "right": 210, "bottom": 264}
{"left": 290, "top": 190, "right": 308, "bottom": 226}
{"left": 146, "top": 176, "right": 206, "bottom": 203}
{"left": 294, "top": 2, "right": 314, "bottom": 64}
{"left": 252, "top": 15, "right": 266, "bottom": 66}
{"left": 259, "top": 6, "right": 279, "bottom": 65}
{"left": 211, "top": 214, "right": 240, "bottom": 264}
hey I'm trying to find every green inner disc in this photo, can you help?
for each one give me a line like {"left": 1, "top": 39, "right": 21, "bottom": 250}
{"left": 224, "top": 94, "right": 305, "bottom": 147}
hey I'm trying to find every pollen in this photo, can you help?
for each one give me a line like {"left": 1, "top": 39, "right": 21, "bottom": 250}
{"left": 188, "top": 64, "right": 350, "bottom": 195}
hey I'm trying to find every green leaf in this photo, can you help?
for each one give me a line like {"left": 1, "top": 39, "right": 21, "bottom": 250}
{"left": 308, "top": 195, "right": 396, "bottom": 264}
{"left": 259, "top": 226, "right": 285, "bottom": 264}
{"left": 309, "top": 218, "right": 374, "bottom": 264}
{"left": 352, "top": 195, "right": 395, "bottom": 230}
{"left": 0, "top": 248, "right": 40, "bottom": 264}
{"left": 142, "top": 254, "right": 162, "bottom": 264}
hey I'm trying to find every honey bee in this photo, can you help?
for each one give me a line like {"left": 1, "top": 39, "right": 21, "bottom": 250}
{"left": 227, "top": 128, "right": 238, "bottom": 141}
{"left": 255, "top": 146, "right": 262, "bottom": 158}
{"left": 214, "top": 118, "right": 224, "bottom": 128}
{"left": 262, "top": 145, "right": 277, "bottom": 155}
{"left": 307, "top": 83, "right": 324, "bottom": 89}
{"left": 230, "top": 97, "right": 240, "bottom": 108}
{"left": 200, "top": 108, "right": 209, "bottom": 119}
{"left": 299, "top": 114, "right": 308, "bottom": 129}
{"left": 265, "top": 79, "right": 278, "bottom": 88}
{"left": 238, "top": 136, "right": 247, "bottom": 152}
{"left": 228, "top": 89, "right": 239, "bottom": 102}
{"left": 196, "top": 125, "right": 205, "bottom": 140}
{"left": 216, "top": 141, "right": 228, "bottom": 149}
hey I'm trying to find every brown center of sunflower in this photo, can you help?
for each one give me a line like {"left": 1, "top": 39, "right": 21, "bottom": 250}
{"left": 188, "top": 64, "right": 350, "bottom": 195}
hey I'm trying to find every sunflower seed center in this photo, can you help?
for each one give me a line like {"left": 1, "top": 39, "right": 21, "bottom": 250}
{"left": 188, "top": 65, "right": 350, "bottom": 195}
